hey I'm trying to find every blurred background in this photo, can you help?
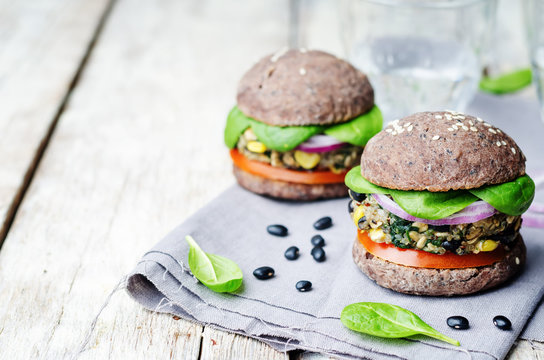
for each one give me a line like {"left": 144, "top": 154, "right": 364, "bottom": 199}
{"left": 294, "top": 0, "right": 541, "bottom": 121}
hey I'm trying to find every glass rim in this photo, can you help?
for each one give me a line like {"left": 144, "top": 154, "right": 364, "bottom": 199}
{"left": 358, "top": 0, "right": 495, "bottom": 9}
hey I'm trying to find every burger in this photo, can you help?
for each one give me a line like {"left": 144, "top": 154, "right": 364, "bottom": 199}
{"left": 224, "top": 49, "right": 382, "bottom": 200}
{"left": 345, "top": 111, "right": 535, "bottom": 296}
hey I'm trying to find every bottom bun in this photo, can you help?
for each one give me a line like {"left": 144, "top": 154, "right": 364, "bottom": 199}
{"left": 233, "top": 164, "right": 348, "bottom": 200}
{"left": 352, "top": 235, "right": 526, "bottom": 296}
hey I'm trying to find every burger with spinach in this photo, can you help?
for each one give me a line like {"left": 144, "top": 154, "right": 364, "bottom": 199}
{"left": 225, "top": 49, "right": 382, "bottom": 200}
{"left": 346, "top": 111, "right": 535, "bottom": 296}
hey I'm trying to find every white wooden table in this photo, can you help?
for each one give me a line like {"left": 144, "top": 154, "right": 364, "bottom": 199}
{"left": 0, "top": 0, "right": 541, "bottom": 359}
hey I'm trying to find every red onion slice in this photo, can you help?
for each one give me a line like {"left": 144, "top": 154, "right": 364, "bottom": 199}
{"left": 522, "top": 213, "right": 544, "bottom": 228}
{"left": 533, "top": 172, "right": 544, "bottom": 187}
{"left": 372, "top": 194, "right": 497, "bottom": 225}
{"left": 296, "top": 135, "right": 347, "bottom": 153}
{"left": 528, "top": 202, "right": 544, "bottom": 214}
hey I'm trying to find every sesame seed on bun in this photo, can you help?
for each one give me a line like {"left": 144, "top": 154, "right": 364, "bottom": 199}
{"left": 360, "top": 111, "right": 526, "bottom": 192}
{"left": 236, "top": 49, "right": 374, "bottom": 127}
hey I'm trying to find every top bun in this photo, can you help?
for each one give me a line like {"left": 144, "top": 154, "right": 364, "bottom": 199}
{"left": 236, "top": 49, "right": 374, "bottom": 126}
{"left": 361, "top": 111, "right": 526, "bottom": 192}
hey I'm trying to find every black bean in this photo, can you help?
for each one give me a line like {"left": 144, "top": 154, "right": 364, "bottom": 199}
{"left": 348, "top": 200, "right": 356, "bottom": 214}
{"left": 313, "top": 216, "right": 332, "bottom": 230}
{"left": 349, "top": 189, "right": 366, "bottom": 203}
{"left": 267, "top": 224, "right": 288, "bottom": 237}
{"left": 447, "top": 316, "right": 469, "bottom": 330}
{"left": 253, "top": 266, "right": 275, "bottom": 280}
{"left": 490, "top": 228, "right": 516, "bottom": 245}
{"left": 311, "top": 246, "right": 326, "bottom": 262}
{"left": 357, "top": 216, "right": 367, "bottom": 229}
{"left": 296, "top": 280, "right": 312, "bottom": 292}
{"left": 493, "top": 315, "right": 512, "bottom": 330}
{"left": 429, "top": 224, "right": 450, "bottom": 232}
{"left": 442, "top": 240, "right": 461, "bottom": 252}
{"left": 284, "top": 246, "right": 300, "bottom": 260}
{"left": 311, "top": 235, "right": 325, "bottom": 247}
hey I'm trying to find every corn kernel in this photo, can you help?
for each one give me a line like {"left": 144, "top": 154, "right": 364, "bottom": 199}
{"left": 247, "top": 141, "right": 267, "bottom": 153}
{"left": 329, "top": 166, "right": 344, "bottom": 174}
{"left": 353, "top": 206, "right": 365, "bottom": 225}
{"left": 478, "top": 240, "right": 499, "bottom": 252}
{"left": 294, "top": 150, "right": 321, "bottom": 169}
{"left": 369, "top": 228, "right": 386, "bottom": 242}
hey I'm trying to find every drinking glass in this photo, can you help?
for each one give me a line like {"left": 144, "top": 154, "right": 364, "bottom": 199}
{"left": 524, "top": 0, "right": 544, "bottom": 122}
{"left": 341, "top": 0, "right": 497, "bottom": 121}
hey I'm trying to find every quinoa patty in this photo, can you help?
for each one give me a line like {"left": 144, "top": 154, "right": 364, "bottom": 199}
{"left": 237, "top": 128, "right": 362, "bottom": 173}
{"left": 349, "top": 194, "right": 521, "bottom": 255}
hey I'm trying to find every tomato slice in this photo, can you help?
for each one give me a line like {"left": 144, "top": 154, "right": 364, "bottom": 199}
{"left": 230, "top": 149, "right": 347, "bottom": 185}
{"left": 357, "top": 230, "right": 506, "bottom": 269}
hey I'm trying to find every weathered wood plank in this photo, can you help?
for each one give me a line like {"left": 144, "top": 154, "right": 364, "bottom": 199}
{"left": 0, "top": 0, "right": 112, "bottom": 243}
{"left": 0, "top": 0, "right": 288, "bottom": 358}
{"left": 0, "top": 0, "right": 540, "bottom": 359}
{"left": 295, "top": 339, "right": 544, "bottom": 360}
{"left": 507, "top": 340, "right": 544, "bottom": 360}
{"left": 201, "top": 328, "right": 289, "bottom": 360}
{"left": 78, "top": 297, "right": 203, "bottom": 360}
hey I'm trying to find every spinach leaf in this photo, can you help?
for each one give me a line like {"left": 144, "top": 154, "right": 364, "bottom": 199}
{"left": 345, "top": 166, "right": 390, "bottom": 195}
{"left": 223, "top": 106, "right": 323, "bottom": 151}
{"left": 341, "top": 302, "right": 460, "bottom": 346}
{"left": 224, "top": 105, "right": 383, "bottom": 151}
{"left": 345, "top": 166, "right": 478, "bottom": 220}
{"left": 247, "top": 118, "right": 324, "bottom": 152}
{"left": 479, "top": 68, "right": 532, "bottom": 94}
{"left": 391, "top": 191, "right": 477, "bottom": 220}
{"left": 324, "top": 105, "right": 383, "bottom": 146}
{"left": 469, "top": 175, "right": 535, "bottom": 215}
{"left": 224, "top": 107, "right": 251, "bottom": 148}
{"left": 185, "top": 235, "right": 243, "bottom": 293}
{"left": 345, "top": 166, "right": 535, "bottom": 219}
{"left": 388, "top": 215, "right": 414, "bottom": 249}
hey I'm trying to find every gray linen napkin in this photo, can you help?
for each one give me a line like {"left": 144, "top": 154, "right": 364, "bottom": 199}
{"left": 466, "top": 93, "right": 544, "bottom": 342}
{"left": 127, "top": 185, "right": 544, "bottom": 360}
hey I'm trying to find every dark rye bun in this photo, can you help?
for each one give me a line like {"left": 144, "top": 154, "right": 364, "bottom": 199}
{"left": 352, "top": 235, "right": 526, "bottom": 296}
{"left": 361, "top": 111, "right": 526, "bottom": 192}
{"left": 233, "top": 164, "right": 347, "bottom": 200}
{"left": 237, "top": 49, "right": 374, "bottom": 127}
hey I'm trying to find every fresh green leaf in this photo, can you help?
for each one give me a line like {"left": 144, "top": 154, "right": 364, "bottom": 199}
{"left": 224, "top": 107, "right": 251, "bottom": 148}
{"left": 469, "top": 175, "right": 535, "bottom": 215}
{"left": 247, "top": 118, "right": 324, "bottom": 152}
{"left": 341, "top": 302, "right": 460, "bottom": 346}
{"left": 479, "top": 68, "right": 532, "bottom": 94}
{"left": 345, "top": 166, "right": 477, "bottom": 219}
{"left": 346, "top": 165, "right": 535, "bottom": 218}
{"left": 390, "top": 191, "right": 477, "bottom": 220}
{"left": 224, "top": 105, "right": 383, "bottom": 151}
{"left": 324, "top": 105, "right": 383, "bottom": 146}
{"left": 223, "top": 106, "right": 323, "bottom": 151}
{"left": 345, "top": 166, "right": 391, "bottom": 195}
{"left": 185, "top": 235, "right": 243, "bottom": 293}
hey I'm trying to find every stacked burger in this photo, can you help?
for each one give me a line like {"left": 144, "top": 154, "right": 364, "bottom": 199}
{"left": 346, "top": 111, "right": 535, "bottom": 296}
{"left": 225, "top": 49, "right": 382, "bottom": 200}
